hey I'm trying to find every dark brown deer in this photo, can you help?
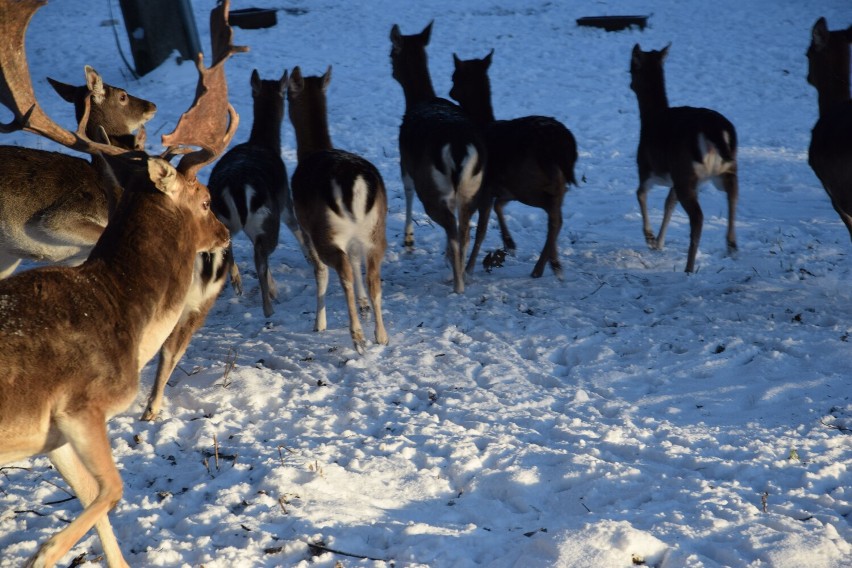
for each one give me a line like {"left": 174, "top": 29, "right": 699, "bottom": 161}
{"left": 288, "top": 65, "right": 388, "bottom": 354}
{"left": 807, "top": 18, "right": 852, "bottom": 240}
{"left": 0, "top": 1, "right": 237, "bottom": 565}
{"left": 449, "top": 50, "right": 578, "bottom": 278}
{"left": 390, "top": 22, "right": 486, "bottom": 294}
{"left": 630, "top": 44, "right": 738, "bottom": 273}
{"left": 0, "top": 66, "right": 156, "bottom": 278}
{"left": 208, "top": 68, "right": 307, "bottom": 317}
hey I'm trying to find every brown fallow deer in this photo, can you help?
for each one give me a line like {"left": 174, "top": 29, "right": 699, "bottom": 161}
{"left": 288, "top": 66, "right": 389, "bottom": 354}
{"left": 449, "top": 50, "right": 578, "bottom": 279}
{"left": 390, "top": 22, "right": 486, "bottom": 294}
{"left": 0, "top": 1, "right": 238, "bottom": 566}
{"left": 807, "top": 18, "right": 852, "bottom": 240}
{"left": 0, "top": 66, "right": 156, "bottom": 278}
{"left": 140, "top": 0, "right": 250, "bottom": 422}
{"left": 630, "top": 44, "right": 738, "bottom": 273}
{"left": 208, "top": 68, "right": 308, "bottom": 317}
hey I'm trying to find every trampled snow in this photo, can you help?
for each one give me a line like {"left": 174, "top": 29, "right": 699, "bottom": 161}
{"left": 0, "top": 0, "right": 850, "bottom": 566}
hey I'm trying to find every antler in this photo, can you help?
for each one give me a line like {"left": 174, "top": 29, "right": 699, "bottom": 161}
{"left": 0, "top": 0, "right": 131, "bottom": 157}
{"left": 162, "top": 0, "right": 248, "bottom": 180}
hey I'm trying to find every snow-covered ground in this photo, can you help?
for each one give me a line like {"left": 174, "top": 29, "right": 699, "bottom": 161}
{"left": 1, "top": 0, "right": 851, "bottom": 566}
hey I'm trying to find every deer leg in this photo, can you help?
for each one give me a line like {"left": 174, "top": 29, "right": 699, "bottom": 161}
{"left": 309, "top": 245, "right": 329, "bottom": 333}
{"left": 532, "top": 196, "right": 564, "bottom": 279}
{"left": 140, "top": 298, "right": 214, "bottom": 421}
{"left": 35, "top": 415, "right": 124, "bottom": 568}
{"left": 349, "top": 253, "right": 370, "bottom": 318}
{"left": 457, "top": 198, "right": 478, "bottom": 284}
{"left": 226, "top": 242, "right": 243, "bottom": 296}
{"left": 47, "top": 443, "right": 128, "bottom": 568}
{"left": 281, "top": 193, "right": 312, "bottom": 263}
{"left": 655, "top": 187, "right": 679, "bottom": 250}
{"left": 251, "top": 233, "right": 278, "bottom": 318}
{"left": 494, "top": 198, "right": 517, "bottom": 253}
{"left": 465, "top": 194, "right": 494, "bottom": 275}
{"left": 676, "top": 185, "right": 703, "bottom": 273}
{"left": 366, "top": 246, "right": 388, "bottom": 347}
{"left": 636, "top": 179, "right": 659, "bottom": 249}
{"left": 329, "top": 250, "right": 366, "bottom": 354}
{"left": 402, "top": 171, "right": 416, "bottom": 251}
{"left": 718, "top": 171, "right": 739, "bottom": 255}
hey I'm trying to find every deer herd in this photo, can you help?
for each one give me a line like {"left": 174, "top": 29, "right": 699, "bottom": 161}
{"left": 0, "top": 0, "right": 848, "bottom": 564}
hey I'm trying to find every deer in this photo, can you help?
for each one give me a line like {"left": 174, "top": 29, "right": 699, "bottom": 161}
{"left": 629, "top": 44, "right": 738, "bottom": 273}
{"left": 807, "top": 18, "right": 852, "bottom": 242}
{"left": 0, "top": 1, "right": 239, "bottom": 565}
{"left": 140, "top": 3, "right": 252, "bottom": 422}
{"left": 288, "top": 65, "right": 389, "bottom": 354}
{"left": 449, "top": 50, "right": 578, "bottom": 279}
{"left": 208, "top": 68, "right": 308, "bottom": 318}
{"left": 0, "top": 66, "right": 156, "bottom": 278}
{"left": 390, "top": 21, "right": 486, "bottom": 294}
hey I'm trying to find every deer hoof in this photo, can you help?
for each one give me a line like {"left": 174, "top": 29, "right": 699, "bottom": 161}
{"left": 140, "top": 407, "right": 157, "bottom": 422}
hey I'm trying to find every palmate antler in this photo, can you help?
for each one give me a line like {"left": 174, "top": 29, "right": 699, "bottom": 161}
{"left": 0, "top": 0, "right": 132, "bottom": 157}
{"left": 0, "top": 0, "right": 246, "bottom": 178}
{"left": 162, "top": 0, "right": 248, "bottom": 180}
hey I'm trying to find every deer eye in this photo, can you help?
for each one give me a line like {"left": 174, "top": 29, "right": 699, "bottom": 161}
{"left": 119, "top": 92, "right": 128, "bottom": 104}
{"left": 202, "top": 200, "right": 211, "bottom": 211}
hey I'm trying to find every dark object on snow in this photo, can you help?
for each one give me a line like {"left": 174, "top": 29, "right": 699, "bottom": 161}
{"left": 576, "top": 15, "right": 649, "bottom": 32}
{"left": 229, "top": 8, "right": 278, "bottom": 30}
{"left": 118, "top": 0, "right": 201, "bottom": 76}
{"left": 483, "top": 249, "right": 507, "bottom": 273}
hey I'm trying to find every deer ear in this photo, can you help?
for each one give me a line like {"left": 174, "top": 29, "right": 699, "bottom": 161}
{"left": 85, "top": 66, "right": 106, "bottom": 105}
{"left": 390, "top": 24, "right": 403, "bottom": 50}
{"left": 421, "top": 21, "right": 433, "bottom": 44}
{"left": 484, "top": 48, "right": 494, "bottom": 68}
{"left": 322, "top": 66, "right": 332, "bottom": 91}
{"left": 661, "top": 43, "right": 671, "bottom": 60}
{"left": 147, "top": 158, "right": 179, "bottom": 197}
{"left": 46, "top": 77, "right": 79, "bottom": 103}
{"left": 288, "top": 66, "right": 304, "bottom": 97}
{"left": 631, "top": 44, "right": 643, "bottom": 66}
{"left": 812, "top": 18, "right": 830, "bottom": 49}
{"left": 279, "top": 70, "right": 289, "bottom": 95}
{"left": 250, "top": 69, "right": 262, "bottom": 96}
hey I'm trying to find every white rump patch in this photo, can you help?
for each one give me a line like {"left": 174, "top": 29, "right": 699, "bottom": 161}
{"left": 694, "top": 133, "right": 735, "bottom": 180}
{"left": 328, "top": 177, "right": 381, "bottom": 255}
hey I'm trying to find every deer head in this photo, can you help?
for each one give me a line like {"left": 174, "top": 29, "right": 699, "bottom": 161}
{"left": 47, "top": 66, "right": 157, "bottom": 150}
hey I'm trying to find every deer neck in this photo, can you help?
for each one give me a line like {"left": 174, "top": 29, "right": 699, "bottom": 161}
{"left": 291, "top": 98, "right": 333, "bottom": 161}
{"left": 816, "top": 64, "right": 850, "bottom": 117}
{"left": 634, "top": 77, "right": 671, "bottom": 124}
{"left": 463, "top": 86, "right": 496, "bottom": 127}
{"left": 398, "top": 60, "right": 437, "bottom": 109}
{"left": 247, "top": 104, "right": 283, "bottom": 150}
{"left": 85, "top": 191, "right": 196, "bottom": 322}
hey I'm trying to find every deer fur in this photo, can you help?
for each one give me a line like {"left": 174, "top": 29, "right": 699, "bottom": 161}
{"left": 0, "top": 1, "right": 241, "bottom": 563}
{"left": 449, "top": 50, "right": 578, "bottom": 278}
{"left": 807, "top": 18, "right": 852, "bottom": 241}
{"left": 0, "top": 156, "right": 230, "bottom": 568}
{"left": 390, "top": 22, "right": 486, "bottom": 294}
{"left": 630, "top": 44, "right": 738, "bottom": 273}
{"left": 288, "top": 65, "right": 389, "bottom": 354}
{"left": 208, "top": 68, "right": 307, "bottom": 317}
{"left": 0, "top": 66, "right": 156, "bottom": 278}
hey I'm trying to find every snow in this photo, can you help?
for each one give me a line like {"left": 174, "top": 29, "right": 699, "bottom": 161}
{"left": 1, "top": 0, "right": 851, "bottom": 566}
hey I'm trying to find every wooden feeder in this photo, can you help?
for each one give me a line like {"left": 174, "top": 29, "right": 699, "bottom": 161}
{"left": 576, "top": 15, "right": 649, "bottom": 32}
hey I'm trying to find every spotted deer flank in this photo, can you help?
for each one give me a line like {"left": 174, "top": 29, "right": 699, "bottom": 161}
{"left": 288, "top": 66, "right": 389, "bottom": 354}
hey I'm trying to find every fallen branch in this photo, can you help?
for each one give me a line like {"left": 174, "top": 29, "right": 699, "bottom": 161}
{"left": 308, "top": 540, "right": 390, "bottom": 563}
